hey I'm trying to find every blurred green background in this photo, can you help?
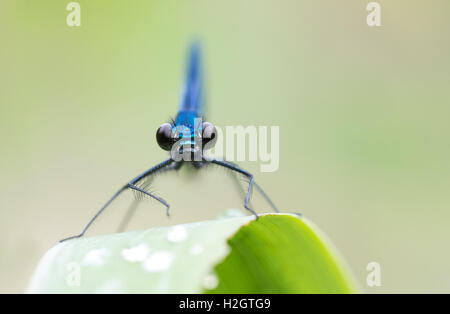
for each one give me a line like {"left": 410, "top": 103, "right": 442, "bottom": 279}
{"left": 1, "top": 0, "right": 449, "bottom": 293}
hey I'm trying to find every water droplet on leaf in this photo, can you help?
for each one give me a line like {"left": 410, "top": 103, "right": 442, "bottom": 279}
{"left": 189, "top": 244, "right": 204, "bottom": 255}
{"left": 167, "top": 225, "right": 188, "bottom": 243}
{"left": 121, "top": 243, "right": 150, "bottom": 262}
{"left": 143, "top": 251, "right": 174, "bottom": 272}
{"left": 83, "top": 248, "right": 109, "bottom": 267}
{"left": 202, "top": 274, "right": 219, "bottom": 290}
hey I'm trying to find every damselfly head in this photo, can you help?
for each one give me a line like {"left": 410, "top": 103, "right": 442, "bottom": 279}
{"left": 156, "top": 121, "right": 217, "bottom": 156}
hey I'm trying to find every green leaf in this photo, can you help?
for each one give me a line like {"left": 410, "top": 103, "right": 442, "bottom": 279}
{"left": 206, "top": 214, "right": 357, "bottom": 293}
{"left": 27, "top": 213, "right": 358, "bottom": 293}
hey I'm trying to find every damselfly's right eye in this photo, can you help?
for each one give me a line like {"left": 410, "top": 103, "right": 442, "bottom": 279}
{"left": 156, "top": 123, "right": 174, "bottom": 151}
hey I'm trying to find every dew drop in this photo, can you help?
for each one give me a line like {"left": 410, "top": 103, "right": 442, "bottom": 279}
{"left": 143, "top": 251, "right": 174, "bottom": 272}
{"left": 167, "top": 225, "right": 188, "bottom": 243}
{"left": 189, "top": 244, "right": 204, "bottom": 255}
{"left": 202, "top": 274, "right": 219, "bottom": 290}
{"left": 83, "top": 248, "right": 109, "bottom": 267}
{"left": 121, "top": 243, "right": 150, "bottom": 262}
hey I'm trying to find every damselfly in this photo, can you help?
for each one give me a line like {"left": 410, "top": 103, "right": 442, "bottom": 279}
{"left": 61, "top": 44, "right": 278, "bottom": 242}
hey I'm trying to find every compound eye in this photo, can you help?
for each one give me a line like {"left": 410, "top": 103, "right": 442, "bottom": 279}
{"left": 156, "top": 123, "right": 173, "bottom": 151}
{"left": 202, "top": 122, "right": 217, "bottom": 149}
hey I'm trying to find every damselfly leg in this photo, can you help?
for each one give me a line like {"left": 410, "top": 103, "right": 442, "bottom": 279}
{"left": 117, "top": 161, "right": 182, "bottom": 232}
{"left": 60, "top": 159, "right": 175, "bottom": 242}
{"left": 208, "top": 159, "right": 259, "bottom": 217}
{"left": 214, "top": 158, "right": 280, "bottom": 213}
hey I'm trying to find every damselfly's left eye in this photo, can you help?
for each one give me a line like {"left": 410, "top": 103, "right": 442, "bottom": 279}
{"left": 156, "top": 123, "right": 174, "bottom": 151}
{"left": 202, "top": 122, "right": 217, "bottom": 150}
